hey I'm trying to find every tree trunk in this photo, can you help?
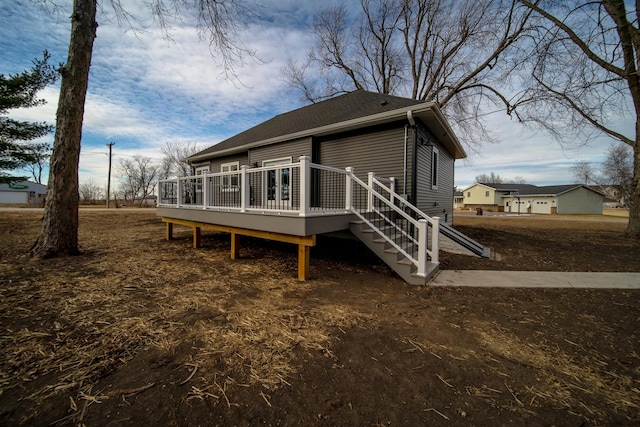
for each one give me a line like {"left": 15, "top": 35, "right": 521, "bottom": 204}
{"left": 31, "top": 0, "right": 97, "bottom": 258}
{"left": 628, "top": 133, "right": 640, "bottom": 238}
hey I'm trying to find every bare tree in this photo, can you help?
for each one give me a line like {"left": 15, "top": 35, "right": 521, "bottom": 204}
{"left": 24, "top": 142, "right": 51, "bottom": 184}
{"left": 31, "top": 0, "right": 255, "bottom": 258}
{"left": 516, "top": 0, "right": 640, "bottom": 238}
{"left": 118, "top": 156, "right": 160, "bottom": 203}
{"left": 283, "top": 0, "right": 534, "bottom": 148}
{"left": 571, "top": 161, "right": 596, "bottom": 185}
{"left": 79, "top": 178, "right": 104, "bottom": 203}
{"left": 602, "top": 143, "right": 633, "bottom": 206}
{"left": 475, "top": 172, "right": 505, "bottom": 184}
{"left": 160, "top": 141, "right": 202, "bottom": 178}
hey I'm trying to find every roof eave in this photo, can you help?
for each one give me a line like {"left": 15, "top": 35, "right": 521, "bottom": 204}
{"left": 187, "top": 101, "right": 467, "bottom": 163}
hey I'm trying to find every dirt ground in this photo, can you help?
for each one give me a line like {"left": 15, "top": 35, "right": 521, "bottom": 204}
{"left": 0, "top": 209, "right": 638, "bottom": 426}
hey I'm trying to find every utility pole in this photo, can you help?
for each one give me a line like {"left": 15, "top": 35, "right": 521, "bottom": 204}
{"left": 106, "top": 142, "right": 115, "bottom": 208}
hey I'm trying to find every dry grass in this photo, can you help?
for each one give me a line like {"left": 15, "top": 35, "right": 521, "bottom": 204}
{"left": 1, "top": 210, "right": 638, "bottom": 425}
{"left": 473, "top": 321, "right": 640, "bottom": 422}
{"left": 0, "top": 211, "right": 368, "bottom": 419}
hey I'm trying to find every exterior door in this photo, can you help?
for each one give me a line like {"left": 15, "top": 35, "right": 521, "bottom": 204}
{"left": 195, "top": 166, "right": 209, "bottom": 205}
{"left": 263, "top": 158, "right": 292, "bottom": 209}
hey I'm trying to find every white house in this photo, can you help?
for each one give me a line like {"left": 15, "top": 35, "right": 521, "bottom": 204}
{"left": 0, "top": 181, "right": 47, "bottom": 205}
{"left": 462, "top": 183, "right": 603, "bottom": 214}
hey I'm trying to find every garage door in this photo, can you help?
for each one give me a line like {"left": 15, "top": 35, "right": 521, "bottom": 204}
{"left": 531, "top": 200, "right": 551, "bottom": 214}
{"left": 0, "top": 191, "right": 28, "bottom": 204}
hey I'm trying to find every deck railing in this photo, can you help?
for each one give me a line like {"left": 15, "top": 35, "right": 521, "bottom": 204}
{"left": 158, "top": 155, "right": 439, "bottom": 276}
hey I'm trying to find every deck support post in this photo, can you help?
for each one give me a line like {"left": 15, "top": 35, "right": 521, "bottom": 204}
{"left": 298, "top": 244, "right": 311, "bottom": 281}
{"left": 193, "top": 226, "right": 202, "bottom": 248}
{"left": 162, "top": 217, "right": 315, "bottom": 281}
{"left": 231, "top": 232, "right": 240, "bottom": 259}
{"left": 166, "top": 222, "right": 173, "bottom": 240}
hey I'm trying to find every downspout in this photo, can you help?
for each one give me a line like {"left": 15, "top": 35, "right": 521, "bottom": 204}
{"left": 405, "top": 110, "right": 416, "bottom": 199}
{"left": 407, "top": 111, "right": 418, "bottom": 205}
{"left": 403, "top": 125, "right": 408, "bottom": 196}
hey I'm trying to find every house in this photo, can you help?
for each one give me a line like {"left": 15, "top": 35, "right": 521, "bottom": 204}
{"left": 0, "top": 181, "right": 47, "bottom": 205}
{"left": 462, "top": 182, "right": 604, "bottom": 214}
{"left": 157, "top": 90, "right": 471, "bottom": 284}
{"left": 453, "top": 191, "right": 464, "bottom": 209}
{"left": 462, "top": 183, "right": 538, "bottom": 212}
{"left": 590, "top": 185, "right": 626, "bottom": 208}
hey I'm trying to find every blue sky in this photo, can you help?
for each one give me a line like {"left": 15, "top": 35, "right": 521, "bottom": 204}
{"left": 1, "top": 0, "right": 631, "bottom": 190}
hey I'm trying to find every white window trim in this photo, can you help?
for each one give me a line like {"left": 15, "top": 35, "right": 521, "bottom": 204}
{"left": 261, "top": 156, "right": 293, "bottom": 167}
{"left": 195, "top": 166, "right": 210, "bottom": 175}
{"left": 194, "top": 166, "right": 209, "bottom": 191}
{"left": 431, "top": 147, "right": 439, "bottom": 190}
{"left": 221, "top": 161, "right": 240, "bottom": 191}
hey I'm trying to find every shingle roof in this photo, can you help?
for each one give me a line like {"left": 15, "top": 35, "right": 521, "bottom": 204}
{"left": 529, "top": 185, "right": 583, "bottom": 195}
{"left": 479, "top": 183, "right": 602, "bottom": 197}
{"left": 189, "top": 90, "right": 426, "bottom": 160}
{"left": 481, "top": 183, "right": 539, "bottom": 192}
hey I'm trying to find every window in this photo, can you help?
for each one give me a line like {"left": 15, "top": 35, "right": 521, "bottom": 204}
{"left": 467, "top": 191, "right": 471, "bottom": 197}
{"left": 431, "top": 147, "right": 439, "bottom": 190}
{"left": 195, "top": 166, "right": 209, "bottom": 176}
{"left": 195, "top": 166, "right": 209, "bottom": 191}
{"left": 221, "top": 161, "right": 239, "bottom": 189}
{"left": 485, "top": 191, "right": 490, "bottom": 197}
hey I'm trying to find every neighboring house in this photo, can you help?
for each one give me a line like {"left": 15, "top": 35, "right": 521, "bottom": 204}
{"left": 463, "top": 183, "right": 538, "bottom": 212}
{"left": 0, "top": 181, "right": 47, "bottom": 205}
{"left": 157, "top": 90, "right": 470, "bottom": 284}
{"left": 462, "top": 182, "right": 604, "bottom": 214}
{"left": 590, "top": 185, "right": 626, "bottom": 208}
{"left": 453, "top": 191, "right": 464, "bottom": 209}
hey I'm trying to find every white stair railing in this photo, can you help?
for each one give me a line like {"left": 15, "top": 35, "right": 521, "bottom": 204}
{"left": 370, "top": 175, "right": 440, "bottom": 266}
{"left": 346, "top": 169, "right": 438, "bottom": 278}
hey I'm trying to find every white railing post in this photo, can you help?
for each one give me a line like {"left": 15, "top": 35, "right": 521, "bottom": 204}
{"left": 431, "top": 216, "right": 440, "bottom": 265}
{"left": 345, "top": 167, "right": 354, "bottom": 211}
{"left": 176, "top": 178, "right": 182, "bottom": 207}
{"left": 389, "top": 177, "right": 396, "bottom": 206}
{"left": 417, "top": 219, "right": 428, "bottom": 277}
{"left": 367, "top": 172, "right": 375, "bottom": 212}
{"left": 299, "top": 156, "right": 311, "bottom": 216}
{"left": 240, "top": 165, "right": 249, "bottom": 212}
{"left": 202, "top": 173, "right": 208, "bottom": 209}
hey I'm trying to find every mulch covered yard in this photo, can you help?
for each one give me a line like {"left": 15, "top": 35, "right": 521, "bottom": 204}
{"left": 0, "top": 209, "right": 638, "bottom": 426}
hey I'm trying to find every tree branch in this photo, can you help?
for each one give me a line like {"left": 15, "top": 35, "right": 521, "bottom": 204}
{"left": 518, "top": 0, "right": 626, "bottom": 77}
{"left": 532, "top": 74, "right": 633, "bottom": 145}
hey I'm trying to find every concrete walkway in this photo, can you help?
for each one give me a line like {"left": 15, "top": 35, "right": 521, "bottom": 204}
{"left": 430, "top": 270, "right": 640, "bottom": 289}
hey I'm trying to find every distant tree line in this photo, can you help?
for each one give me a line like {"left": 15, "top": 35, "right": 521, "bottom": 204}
{"left": 474, "top": 172, "right": 527, "bottom": 185}
{"left": 571, "top": 142, "right": 633, "bottom": 206}
{"left": 78, "top": 141, "right": 202, "bottom": 205}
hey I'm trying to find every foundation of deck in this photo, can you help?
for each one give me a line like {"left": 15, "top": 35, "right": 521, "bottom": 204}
{"left": 162, "top": 217, "right": 316, "bottom": 281}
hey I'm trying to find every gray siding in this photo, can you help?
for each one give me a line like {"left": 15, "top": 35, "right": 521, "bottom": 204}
{"left": 415, "top": 127, "right": 454, "bottom": 222}
{"left": 557, "top": 187, "right": 603, "bottom": 214}
{"left": 248, "top": 137, "right": 312, "bottom": 166}
{"left": 194, "top": 153, "right": 249, "bottom": 173}
{"left": 318, "top": 127, "right": 410, "bottom": 192}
